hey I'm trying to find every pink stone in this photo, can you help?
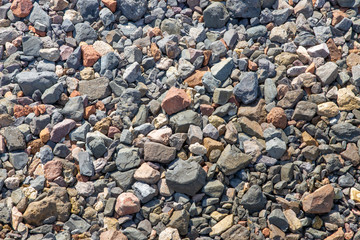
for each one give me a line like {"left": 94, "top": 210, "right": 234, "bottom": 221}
{"left": 60, "top": 45, "right": 74, "bottom": 61}
{"left": 44, "top": 159, "right": 63, "bottom": 181}
{"left": 158, "top": 179, "right": 174, "bottom": 197}
{"left": 161, "top": 87, "right": 191, "bottom": 115}
{"left": 0, "top": 135, "right": 6, "bottom": 153}
{"left": 108, "top": 126, "right": 120, "bottom": 139}
{"left": 115, "top": 192, "right": 141, "bottom": 217}
{"left": 50, "top": 119, "right": 76, "bottom": 142}
{"left": 147, "top": 127, "right": 172, "bottom": 145}
{"left": 134, "top": 163, "right": 161, "bottom": 184}
{"left": 100, "top": 230, "right": 128, "bottom": 240}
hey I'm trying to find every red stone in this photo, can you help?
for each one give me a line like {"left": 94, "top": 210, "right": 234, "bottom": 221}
{"left": 11, "top": 0, "right": 33, "bottom": 18}
{"left": 200, "top": 104, "right": 214, "bottom": 116}
{"left": 302, "top": 184, "right": 335, "bottom": 214}
{"left": 161, "top": 87, "right": 191, "bottom": 115}
{"left": 267, "top": 107, "right": 287, "bottom": 129}
{"left": 81, "top": 45, "right": 101, "bottom": 67}
{"left": 44, "top": 159, "right": 63, "bottom": 182}
{"left": 84, "top": 105, "right": 96, "bottom": 119}
{"left": 101, "top": 0, "right": 117, "bottom": 12}
{"left": 108, "top": 126, "right": 120, "bottom": 139}
{"left": 115, "top": 192, "right": 141, "bottom": 217}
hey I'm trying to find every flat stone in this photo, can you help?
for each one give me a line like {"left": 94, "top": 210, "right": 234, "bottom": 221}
{"left": 217, "top": 144, "right": 252, "bottom": 175}
{"left": 161, "top": 87, "right": 191, "bottom": 115}
{"left": 210, "top": 214, "right": 233, "bottom": 237}
{"left": 315, "top": 62, "right": 338, "bottom": 86}
{"left": 144, "top": 141, "right": 176, "bottom": 163}
{"left": 78, "top": 77, "right": 110, "bottom": 101}
{"left": 50, "top": 119, "right": 76, "bottom": 142}
{"left": 302, "top": 184, "right": 335, "bottom": 214}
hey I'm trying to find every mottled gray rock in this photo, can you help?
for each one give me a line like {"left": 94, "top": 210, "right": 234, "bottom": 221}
{"left": 1, "top": 127, "right": 26, "bottom": 151}
{"left": 217, "top": 145, "right": 252, "bottom": 175}
{"left": 132, "top": 182, "right": 157, "bottom": 203}
{"left": 330, "top": 122, "right": 360, "bottom": 142}
{"left": 315, "top": 62, "right": 338, "bottom": 86}
{"left": 29, "top": 3, "right": 51, "bottom": 29}
{"left": 268, "top": 209, "right": 289, "bottom": 232}
{"left": 211, "top": 58, "right": 234, "bottom": 81}
{"left": 116, "top": 147, "right": 141, "bottom": 171}
{"left": 61, "top": 96, "right": 84, "bottom": 121}
{"left": 78, "top": 152, "right": 94, "bottom": 177}
{"left": 74, "top": 23, "right": 97, "bottom": 44}
{"left": 144, "top": 142, "right": 176, "bottom": 163}
{"left": 233, "top": 72, "right": 259, "bottom": 105}
{"left": 266, "top": 137, "right": 287, "bottom": 159}
{"left": 292, "top": 101, "right": 317, "bottom": 121}
{"left": 226, "top": 0, "right": 261, "bottom": 18}
{"left": 78, "top": 77, "right": 110, "bottom": 101}
{"left": 41, "top": 83, "right": 64, "bottom": 104}
{"left": 16, "top": 71, "right": 58, "bottom": 96}
{"left": 203, "top": 2, "right": 229, "bottom": 29}
{"left": 119, "top": 0, "right": 147, "bottom": 21}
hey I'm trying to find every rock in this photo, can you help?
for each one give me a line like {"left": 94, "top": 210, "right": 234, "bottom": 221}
{"left": 307, "top": 43, "right": 330, "bottom": 58}
{"left": 115, "top": 192, "right": 141, "bottom": 216}
{"left": 210, "top": 214, "right": 233, "bottom": 237}
{"left": 81, "top": 45, "right": 101, "bottom": 67}
{"left": 330, "top": 122, "right": 360, "bottom": 142}
{"left": 132, "top": 182, "right": 157, "bottom": 203}
{"left": 75, "top": 181, "right": 95, "bottom": 197}
{"left": 39, "top": 48, "right": 60, "bottom": 62}
{"left": 337, "top": 0, "right": 360, "bottom": 7}
{"left": 144, "top": 141, "right": 176, "bottom": 163}
{"left": 165, "top": 159, "right": 206, "bottom": 196}
{"left": 283, "top": 209, "right": 302, "bottom": 232}
{"left": 315, "top": 62, "right": 338, "bottom": 86}
{"left": 41, "top": 83, "right": 63, "bottom": 104}
{"left": 203, "top": 180, "right": 224, "bottom": 198}
{"left": 123, "top": 62, "right": 141, "bottom": 83}
{"left": 233, "top": 72, "right": 258, "bottom": 105}
{"left": 9, "top": 152, "right": 28, "bottom": 170}
{"left": 240, "top": 185, "right": 267, "bottom": 213}
{"left": 160, "top": 19, "right": 181, "bottom": 35}
{"left": 341, "top": 143, "right": 360, "bottom": 166}
{"left": 203, "top": 2, "right": 229, "bottom": 29}
{"left": 78, "top": 77, "right": 110, "bottom": 101}
{"left": 169, "top": 110, "right": 202, "bottom": 133}
{"left": 76, "top": 0, "right": 99, "bottom": 22}
{"left": 134, "top": 163, "right": 160, "bottom": 184}
{"left": 11, "top": 0, "right": 33, "bottom": 18}
{"left": 167, "top": 209, "right": 190, "bottom": 235}
{"left": 226, "top": 0, "right": 261, "bottom": 18}
{"left": 119, "top": 0, "right": 147, "bottom": 21}
{"left": 350, "top": 187, "right": 360, "bottom": 203}
{"left": 317, "top": 102, "right": 339, "bottom": 118}
{"left": 337, "top": 87, "right": 360, "bottom": 111}
{"left": 1, "top": 127, "right": 25, "bottom": 151}
{"left": 16, "top": 71, "right": 57, "bottom": 96}
{"left": 61, "top": 96, "right": 84, "bottom": 121}
{"left": 246, "top": 25, "right": 268, "bottom": 40}
{"left": 44, "top": 159, "right": 62, "bottom": 181}
{"left": 29, "top": 2, "right": 51, "bottom": 29}
{"left": 50, "top": 0, "right": 69, "bottom": 11}
{"left": 292, "top": 101, "right": 318, "bottom": 121}
{"left": 161, "top": 87, "right": 191, "bottom": 115}
{"left": 116, "top": 147, "right": 141, "bottom": 171}
{"left": 0, "top": 27, "right": 20, "bottom": 45}
{"left": 268, "top": 209, "right": 289, "bottom": 232}
{"left": 239, "top": 117, "right": 263, "bottom": 138}
{"left": 50, "top": 119, "right": 76, "bottom": 142}
{"left": 217, "top": 145, "right": 252, "bottom": 175}
{"left": 78, "top": 152, "right": 94, "bottom": 177}
{"left": 267, "top": 107, "right": 287, "bottom": 129}
{"left": 269, "top": 27, "right": 288, "bottom": 43}
{"left": 302, "top": 184, "right": 335, "bottom": 214}
{"left": 64, "top": 214, "right": 91, "bottom": 233}
{"left": 266, "top": 137, "right": 287, "bottom": 159}
{"left": 221, "top": 224, "right": 250, "bottom": 240}
{"left": 211, "top": 58, "right": 234, "bottom": 81}
{"left": 102, "top": 0, "right": 117, "bottom": 12}
{"left": 158, "top": 228, "right": 181, "bottom": 240}
{"left": 100, "top": 230, "right": 128, "bottom": 240}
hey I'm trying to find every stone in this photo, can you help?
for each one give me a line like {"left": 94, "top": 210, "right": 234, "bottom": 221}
{"left": 210, "top": 214, "right": 233, "bottom": 237}
{"left": 166, "top": 159, "right": 206, "bottom": 196}
{"left": 29, "top": 2, "right": 51, "bottom": 29}
{"left": 221, "top": 224, "right": 250, "bottom": 240}
{"left": 134, "top": 163, "right": 160, "bottom": 184}
{"left": 0, "top": 27, "right": 20, "bottom": 45}
{"left": 167, "top": 209, "right": 190, "bottom": 235}
{"left": 226, "top": 0, "right": 261, "bottom": 18}
{"left": 9, "top": 152, "right": 28, "bottom": 170}
{"left": 102, "top": 0, "right": 117, "bottom": 12}
{"left": 330, "top": 122, "right": 360, "bottom": 142}
{"left": 61, "top": 96, "right": 84, "bottom": 121}
{"left": 269, "top": 27, "right": 288, "bottom": 43}
{"left": 203, "top": 2, "right": 229, "bottom": 29}
{"left": 116, "top": 147, "right": 141, "bottom": 171}
{"left": 211, "top": 58, "right": 234, "bottom": 81}
{"left": 266, "top": 137, "right": 286, "bottom": 159}
{"left": 115, "top": 192, "right": 141, "bottom": 216}
{"left": 350, "top": 187, "right": 360, "bottom": 203}
{"left": 302, "top": 184, "right": 335, "bottom": 214}
{"left": 111, "top": 169, "right": 136, "bottom": 190}
{"left": 78, "top": 152, "right": 94, "bottom": 177}
{"left": 39, "top": 48, "right": 60, "bottom": 62}
{"left": 233, "top": 72, "right": 258, "bottom": 105}
{"left": 203, "top": 180, "right": 224, "bottom": 198}
{"left": 283, "top": 209, "right": 302, "bottom": 232}
{"left": 50, "top": 119, "right": 76, "bottom": 142}
{"left": 315, "top": 62, "right": 338, "bottom": 86}
{"left": 144, "top": 142, "right": 176, "bottom": 163}
{"left": 44, "top": 159, "right": 62, "bottom": 181}
{"left": 76, "top": 0, "right": 99, "bottom": 22}
{"left": 64, "top": 214, "right": 91, "bottom": 233}
{"left": 100, "top": 230, "right": 128, "bottom": 240}
{"left": 50, "top": 0, "right": 69, "bottom": 11}
{"left": 1, "top": 127, "right": 25, "bottom": 151}
{"left": 213, "top": 88, "right": 233, "bottom": 105}
{"left": 41, "top": 83, "right": 63, "bottom": 104}
{"left": 337, "top": 87, "right": 360, "bottom": 111}
{"left": 161, "top": 87, "right": 191, "bottom": 115}
{"left": 317, "top": 102, "right": 339, "bottom": 118}
{"left": 16, "top": 71, "right": 57, "bottom": 96}
{"left": 341, "top": 143, "right": 360, "bottom": 166}
{"left": 123, "top": 62, "right": 141, "bottom": 83}
{"left": 217, "top": 145, "right": 252, "bottom": 175}
{"left": 239, "top": 117, "right": 263, "bottom": 138}
{"left": 268, "top": 209, "right": 289, "bottom": 232}
{"left": 267, "top": 107, "right": 287, "bottom": 129}
{"left": 75, "top": 181, "right": 95, "bottom": 197}
{"left": 81, "top": 45, "right": 101, "bottom": 67}
{"left": 78, "top": 77, "right": 110, "bottom": 101}
{"left": 132, "top": 182, "right": 157, "bottom": 203}
{"left": 292, "top": 101, "right": 317, "bottom": 121}
{"left": 11, "top": 0, "right": 33, "bottom": 18}
{"left": 169, "top": 110, "right": 202, "bottom": 133}
{"left": 240, "top": 185, "right": 267, "bottom": 213}
{"left": 119, "top": 0, "right": 147, "bottom": 21}
{"left": 307, "top": 43, "right": 329, "bottom": 58}
{"left": 158, "top": 228, "right": 181, "bottom": 240}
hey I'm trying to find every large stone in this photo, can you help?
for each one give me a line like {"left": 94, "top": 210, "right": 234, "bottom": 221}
{"left": 116, "top": 147, "right": 141, "bottom": 171}
{"left": 16, "top": 71, "right": 57, "bottom": 96}
{"left": 330, "top": 122, "right": 360, "bottom": 142}
{"left": 76, "top": 0, "right": 99, "bottom": 22}
{"left": 315, "top": 62, "right": 338, "bottom": 86}
{"left": 11, "top": 0, "right": 33, "bottom": 18}
{"left": 115, "top": 192, "right": 141, "bottom": 216}
{"left": 167, "top": 209, "right": 190, "bottom": 236}
{"left": 317, "top": 102, "right": 339, "bottom": 118}
{"left": 169, "top": 110, "right": 202, "bottom": 133}
{"left": 210, "top": 214, "right": 233, "bottom": 237}
{"left": 119, "top": 0, "right": 147, "bottom": 21}
{"left": 233, "top": 72, "right": 258, "bottom": 105}
{"left": 292, "top": 101, "right": 317, "bottom": 121}
{"left": 301, "top": 184, "right": 334, "bottom": 214}
{"left": 217, "top": 145, "right": 252, "bottom": 175}
{"left": 78, "top": 77, "right": 111, "bottom": 101}
{"left": 144, "top": 141, "right": 176, "bottom": 163}
{"left": 50, "top": 119, "right": 76, "bottom": 142}
{"left": 211, "top": 58, "right": 234, "bottom": 81}
{"left": 226, "top": 0, "right": 261, "bottom": 18}
{"left": 337, "top": 87, "right": 360, "bottom": 111}
{"left": 161, "top": 87, "right": 191, "bottom": 115}
{"left": 203, "top": 2, "right": 229, "bottom": 29}
{"left": 166, "top": 160, "right": 207, "bottom": 196}
{"left": 0, "top": 127, "right": 25, "bottom": 151}
{"left": 29, "top": 2, "right": 51, "bottom": 29}
{"left": 240, "top": 185, "right": 267, "bottom": 213}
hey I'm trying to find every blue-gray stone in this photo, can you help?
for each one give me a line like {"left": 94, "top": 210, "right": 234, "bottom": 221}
{"left": 41, "top": 83, "right": 64, "bottom": 104}
{"left": 30, "top": 175, "right": 45, "bottom": 191}
{"left": 29, "top": 2, "right": 51, "bottom": 29}
{"left": 264, "top": 78, "right": 277, "bottom": 104}
{"left": 9, "top": 151, "right": 28, "bottom": 170}
{"left": 53, "top": 143, "right": 71, "bottom": 158}
{"left": 66, "top": 47, "right": 81, "bottom": 70}
{"left": 39, "top": 146, "right": 54, "bottom": 164}
{"left": 64, "top": 214, "right": 90, "bottom": 234}
{"left": 233, "top": 72, "right": 259, "bottom": 105}
{"left": 330, "top": 122, "right": 360, "bottom": 142}
{"left": 61, "top": 19, "right": 75, "bottom": 32}
{"left": 22, "top": 35, "right": 42, "bottom": 57}
{"left": 132, "top": 182, "right": 157, "bottom": 203}
{"left": 61, "top": 96, "right": 84, "bottom": 121}
{"left": 202, "top": 72, "right": 221, "bottom": 93}
{"left": 16, "top": 71, "right": 58, "bottom": 96}
{"left": 266, "top": 137, "right": 286, "bottom": 159}
{"left": 74, "top": 23, "right": 97, "bottom": 44}
{"left": 78, "top": 151, "right": 94, "bottom": 177}
{"left": 335, "top": 17, "right": 352, "bottom": 32}
{"left": 246, "top": 25, "right": 267, "bottom": 40}
{"left": 99, "top": 8, "right": 115, "bottom": 27}
{"left": 268, "top": 209, "right": 289, "bottom": 232}
{"left": 119, "top": 0, "right": 147, "bottom": 21}
{"left": 240, "top": 185, "right": 266, "bottom": 213}
{"left": 226, "top": 0, "right": 261, "bottom": 18}
{"left": 203, "top": 2, "right": 229, "bottom": 29}
{"left": 210, "top": 58, "right": 234, "bottom": 81}
{"left": 76, "top": 0, "right": 99, "bottom": 22}
{"left": 70, "top": 122, "right": 91, "bottom": 142}
{"left": 116, "top": 147, "right": 141, "bottom": 171}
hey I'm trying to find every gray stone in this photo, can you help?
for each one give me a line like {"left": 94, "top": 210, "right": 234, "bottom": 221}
{"left": 268, "top": 209, "right": 289, "bottom": 232}
{"left": 30, "top": 115, "right": 51, "bottom": 135}
{"left": 116, "top": 147, "right": 141, "bottom": 171}
{"left": 78, "top": 77, "right": 110, "bottom": 101}
{"left": 217, "top": 145, "right": 252, "bottom": 175}
{"left": 41, "top": 83, "right": 64, "bottom": 104}
{"left": 122, "top": 227, "right": 147, "bottom": 240}
{"left": 338, "top": 172, "right": 355, "bottom": 187}
{"left": 166, "top": 160, "right": 207, "bottom": 196}
{"left": 100, "top": 52, "right": 119, "bottom": 75}
{"left": 277, "top": 89, "right": 304, "bottom": 109}
{"left": 132, "top": 182, "right": 157, "bottom": 203}
{"left": 61, "top": 96, "right": 84, "bottom": 122}
{"left": 169, "top": 110, "right": 202, "bottom": 133}
{"left": 104, "top": 198, "right": 116, "bottom": 216}
{"left": 39, "top": 146, "right": 54, "bottom": 164}
{"left": 22, "top": 36, "right": 42, "bottom": 57}
{"left": 264, "top": 78, "right": 277, "bottom": 104}
{"left": 70, "top": 122, "right": 91, "bottom": 142}
{"left": 16, "top": 71, "right": 58, "bottom": 96}
{"left": 202, "top": 72, "right": 221, "bottom": 93}
{"left": 337, "top": 0, "right": 360, "bottom": 7}
{"left": 74, "top": 23, "right": 97, "bottom": 44}
{"left": 53, "top": 143, "right": 71, "bottom": 158}
{"left": 226, "top": 0, "right": 261, "bottom": 18}
{"left": 203, "top": 2, "right": 229, "bottom": 29}
{"left": 352, "top": 65, "right": 360, "bottom": 86}
{"left": 99, "top": 8, "right": 114, "bottom": 27}
{"left": 160, "top": 19, "right": 181, "bottom": 35}
{"left": 78, "top": 152, "right": 94, "bottom": 177}
{"left": 266, "top": 137, "right": 286, "bottom": 159}
{"left": 76, "top": 0, "right": 99, "bottom": 22}
{"left": 202, "top": 180, "right": 224, "bottom": 198}
{"left": 119, "top": 0, "right": 147, "bottom": 21}
{"left": 213, "top": 88, "right": 233, "bottom": 105}
{"left": 315, "top": 62, "right": 338, "bottom": 86}
{"left": 123, "top": 62, "right": 141, "bottom": 83}
{"left": 29, "top": 3, "right": 51, "bottom": 29}
{"left": 124, "top": 46, "right": 142, "bottom": 64}
{"left": 0, "top": 202, "right": 11, "bottom": 224}
{"left": 30, "top": 176, "right": 45, "bottom": 191}
{"left": 240, "top": 185, "right": 267, "bottom": 213}
{"left": 144, "top": 142, "right": 176, "bottom": 163}
{"left": 211, "top": 58, "right": 234, "bottom": 82}
{"left": 292, "top": 101, "right": 317, "bottom": 121}
{"left": 1, "top": 127, "right": 26, "bottom": 151}
{"left": 167, "top": 209, "right": 190, "bottom": 235}
{"left": 9, "top": 151, "right": 28, "bottom": 170}
{"left": 0, "top": 27, "right": 20, "bottom": 45}
{"left": 64, "top": 214, "right": 90, "bottom": 233}
{"left": 111, "top": 169, "right": 136, "bottom": 190}
{"left": 233, "top": 72, "right": 259, "bottom": 105}
{"left": 66, "top": 47, "right": 81, "bottom": 69}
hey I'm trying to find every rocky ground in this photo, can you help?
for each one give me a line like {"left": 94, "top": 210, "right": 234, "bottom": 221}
{"left": 1, "top": 0, "right": 360, "bottom": 239}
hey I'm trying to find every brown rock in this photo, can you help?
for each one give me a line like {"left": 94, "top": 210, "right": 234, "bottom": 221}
{"left": 161, "top": 87, "right": 191, "bottom": 115}
{"left": 50, "top": 0, "right": 69, "bottom": 11}
{"left": 203, "top": 50, "right": 212, "bottom": 66}
{"left": 84, "top": 105, "right": 96, "bottom": 119}
{"left": 238, "top": 117, "right": 263, "bottom": 138}
{"left": 27, "top": 139, "right": 44, "bottom": 155}
{"left": 93, "top": 117, "right": 111, "bottom": 135}
{"left": 144, "top": 141, "right": 176, "bottom": 163}
{"left": 100, "top": 230, "right": 128, "bottom": 240}
{"left": 203, "top": 137, "right": 224, "bottom": 157}
{"left": 346, "top": 53, "right": 360, "bottom": 69}
{"left": 150, "top": 43, "right": 161, "bottom": 61}
{"left": 332, "top": 10, "right": 347, "bottom": 26}
{"left": 134, "top": 163, "right": 160, "bottom": 184}
{"left": 183, "top": 67, "right": 209, "bottom": 87}
{"left": 200, "top": 104, "right": 214, "bottom": 116}
{"left": 81, "top": 45, "right": 101, "bottom": 67}
{"left": 324, "top": 228, "right": 344, "bottom": 240}
{"left": 0, "top": 113, "right": 14, "bottom": 127}
{"left": 44, "top": 159, "right": 63, "bottom": 181}
{"left": 101, "top": 0, "right": 117, "bottom": 12}
{"left": 302, "top": 131, "right": 318, "bottom": 146}
{"left": 11, "top": 0, "right": 33, "bottom": 18}
{"left": 39, "top": 128, "right": 50, "bottom": 143}
{"left": 327, "top": 38, "right": 341, "bottom": 62}
{"left": 302, "top": 184, "right": 335, "bottom": 214}
{"left": 267, "top": 107, "right": 287, "bottom": 129}
{"left": 340, "top": 143, "right": 360, "bottom": 166}
{"left": 237, "top": 98, "right": 267, "bottom": 123}
{"left": 248, "top": 60, "right": 258, "bottom": 71}
{"left": 115, "top": 192, "right": 141, "bottom": 217}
